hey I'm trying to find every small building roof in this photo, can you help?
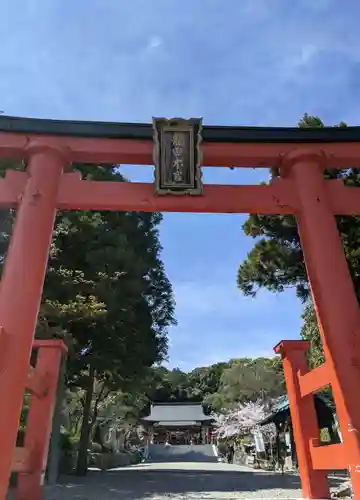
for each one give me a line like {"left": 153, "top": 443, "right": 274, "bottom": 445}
{"left": 259, "top": 394, "right": 334, "bottom": 427}
{"left": 142, "top": 403, "right": 213, "bottom": 423}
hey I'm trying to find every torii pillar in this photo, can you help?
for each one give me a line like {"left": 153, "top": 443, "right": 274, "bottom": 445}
{"left": 0, "top": 144, "right": 68, "bottom": 499}
{"left": 282, "top": 150, "right": 360, "bottom": 498}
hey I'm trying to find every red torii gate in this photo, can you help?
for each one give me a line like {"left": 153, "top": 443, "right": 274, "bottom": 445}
{"left": 0, "top": 116, "right": 360, "bottom": 499}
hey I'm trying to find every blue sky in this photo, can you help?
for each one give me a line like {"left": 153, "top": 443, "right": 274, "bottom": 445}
{"left": 1, "top": 0, "right": 359, "bottom": 371}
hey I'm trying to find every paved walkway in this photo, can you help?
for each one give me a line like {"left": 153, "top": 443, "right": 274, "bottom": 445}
{"left": 32, "top": 462, "right": 347, "bottom": 500}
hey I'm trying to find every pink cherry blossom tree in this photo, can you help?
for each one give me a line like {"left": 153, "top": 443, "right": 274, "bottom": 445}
{"left": 213, "top": 400, "right": 276, "bottom": 441}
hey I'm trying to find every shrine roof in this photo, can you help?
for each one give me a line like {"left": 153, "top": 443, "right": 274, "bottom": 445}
{"left": 143, "top": 403, "right": 213, "bottom": 423}
{"left": 1, "top": 115, "right": 360, "bottom": 143}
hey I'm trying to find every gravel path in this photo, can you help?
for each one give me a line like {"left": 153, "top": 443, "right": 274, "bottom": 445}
{"left": 27, "top": 462, "right": 347, "bottom": 500}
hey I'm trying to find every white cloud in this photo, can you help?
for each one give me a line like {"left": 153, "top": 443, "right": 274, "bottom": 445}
{"left": 166, "top": 326, "right": 282, "bottom": 372}
{"left": 281, "top": 44, "right": 320, "bottom": 78}
{"left": 300, "top": 0, "right": 334, "bottom": 12}
{"left": 146, "top": 36, "right": 163, "bottom": 50}
{"left": 166, "top": 280, "right": 303, "bottom": 370}
{"left": 296, "top": 44, "right": 319, "bottom": 66}
{"left": 173, "top": 280, "right": 292, "bottom": 319}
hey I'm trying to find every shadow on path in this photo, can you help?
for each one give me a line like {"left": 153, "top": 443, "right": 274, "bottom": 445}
{"left": 37, "top": 463, "right": 346, "bottom": 499}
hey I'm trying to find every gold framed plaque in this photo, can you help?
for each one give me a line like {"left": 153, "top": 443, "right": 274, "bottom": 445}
{"left": 153, "top": 117, "right": 203, "bottom": 195}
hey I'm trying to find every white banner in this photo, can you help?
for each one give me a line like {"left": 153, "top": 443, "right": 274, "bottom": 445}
{"left": 253, "top": 432, "right": 265, "bottom": 452}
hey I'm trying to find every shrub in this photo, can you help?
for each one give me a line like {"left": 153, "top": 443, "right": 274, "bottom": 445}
{"left": 59, "top": 428, "right": 79, "bottom": 452}
{"left": 90, "top": 442, "right": 103, "bottom": 453}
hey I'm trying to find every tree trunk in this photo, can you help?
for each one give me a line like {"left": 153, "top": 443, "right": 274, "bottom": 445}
{"left": 76, "top": 364, "right": 95, "bottom": 476}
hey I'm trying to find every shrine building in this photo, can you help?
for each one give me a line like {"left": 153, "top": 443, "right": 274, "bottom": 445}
{"left": 142, "top": 402, "right": 214, "bottom": 445}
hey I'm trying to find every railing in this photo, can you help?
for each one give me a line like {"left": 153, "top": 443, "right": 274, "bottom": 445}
{"left": 8, "top": 338, "right": 67, "bottom": 500}
{"left": 274, "top": 340, "right": 347, "bottom": 499}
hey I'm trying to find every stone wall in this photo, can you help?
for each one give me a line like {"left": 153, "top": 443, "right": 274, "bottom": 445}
{"left": 89, "top": 451, "right": 140, "bottom": 470}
